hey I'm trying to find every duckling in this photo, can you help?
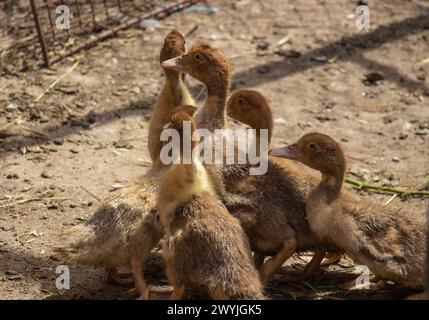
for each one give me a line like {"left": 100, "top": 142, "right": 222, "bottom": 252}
{"left": 149, "top": 30, "right": 196, "bottom": 170}
{"left": 270, "top": 133, "right": 426, "bottom": 290}
{"left": 55, "top": 182, "right": 161, "bottom": 299}
{"left": 54, "top": 30, "right": 194, "bottom": 300}
{"left": 163, "top": 45, "right": 330, "bottom": 285}
{"left": 158, "top": 112, "right": 264, "bottom": 300}
{"left": 227, "top": 90, "right": 343, "bottom": 271}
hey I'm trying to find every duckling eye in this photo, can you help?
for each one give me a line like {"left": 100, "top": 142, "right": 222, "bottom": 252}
{"left": 194, "top": 53, "right": 203, "bottom": 61}
{"left": 308, "top": 142, "right": 317, "bottom": 150}
{"left": 237, "top": 98, "right": 245, "bottom": 106}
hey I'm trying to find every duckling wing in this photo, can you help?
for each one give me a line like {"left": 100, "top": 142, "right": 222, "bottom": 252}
{"left": 342, "top": 198, "right": 425, "bottom": 281}
{"left": 53, "top": 180, "right": 159, "bottom": 268}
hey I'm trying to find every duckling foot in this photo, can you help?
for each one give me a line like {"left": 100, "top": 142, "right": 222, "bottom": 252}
{"left": 169, "top": 285, "right": 185, "bottom": 300}
{"left": 130, "top": 257, "right": 150, "bottom": 300}
{"left": 137, "top": 288, "right": 150, "bottom": 300}
{"left": 283, "top": 248, "right": 326, "bottom": 282}
{"left": 259, "top": 238, "right": 297, "bottom": 286}
{"left": 253, "top": 253, "right": 265, "bottom": 269}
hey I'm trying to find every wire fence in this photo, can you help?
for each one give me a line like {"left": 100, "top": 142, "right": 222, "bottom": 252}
{"left": 0, "top": 0, "right": 200, "bottom": 69}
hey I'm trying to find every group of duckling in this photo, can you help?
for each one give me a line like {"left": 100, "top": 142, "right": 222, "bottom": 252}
{"left": 55, "top": 30, "right": 428, "bottom": 300}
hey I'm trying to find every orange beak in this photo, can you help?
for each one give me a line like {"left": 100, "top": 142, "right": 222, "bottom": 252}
{"left": 269, "top": 144, "right": 300, "bottom": 160}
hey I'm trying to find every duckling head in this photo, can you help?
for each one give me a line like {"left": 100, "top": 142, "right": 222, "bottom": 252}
{"left": 168, "top": 111, "right": 196, "bottom": 134}
{"left": 270, "top": 133, "right": 346, "bottom": 177}
{"left": 227, "top": 90, "right": 273, "bottom": 137}
{"left": 160, "top": 30, "right": 186, "bottom": 65}
{"left": 162, "top": 43, "right": 231, "bottom": 95}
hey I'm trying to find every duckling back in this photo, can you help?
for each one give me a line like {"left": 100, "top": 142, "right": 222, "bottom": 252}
{"left": 163, "top": 192, "right": 264, "bottom": 300}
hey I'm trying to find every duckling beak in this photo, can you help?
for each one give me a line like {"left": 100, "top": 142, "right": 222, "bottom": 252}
{"left": 269, "top": 144, "right": 300, "bottom": 160}
{"left": 162, "top": 56, "right": 185, "bottom": 71}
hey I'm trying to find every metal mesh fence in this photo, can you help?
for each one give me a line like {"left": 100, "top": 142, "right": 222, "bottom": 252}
{"left": 0, "top": 0, "right": 200, "bottom": 69}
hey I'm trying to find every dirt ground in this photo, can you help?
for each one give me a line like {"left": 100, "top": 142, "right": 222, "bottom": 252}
{"left": 0, "top": 0, "right": 428, "bottom": 300}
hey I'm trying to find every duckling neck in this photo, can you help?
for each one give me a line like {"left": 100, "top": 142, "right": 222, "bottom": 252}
{"left": 303, "top": 171, "right": 343, "bottom": 243}
{"left": 165, "top": 72, "right": 184, "bottom": 104}
{"left": 306, "top": 170, "right": 344, "bottom": 229}
{"left": 165, "top": 69, "right": 179, "bottom": 84}
{"left": 313, "top": 170, "right": 344, "bottom": 204}
{"left": 250, "top": 119, "right": 272, "bottom": 149}
{"left": 195, "top": 86, "right": 228, "bottom": 131}
{"left": 261, "top": 112, "right": 273, "bottom": 146}
{"left": 148, "top": 72, "right": 192, "bottom": 168}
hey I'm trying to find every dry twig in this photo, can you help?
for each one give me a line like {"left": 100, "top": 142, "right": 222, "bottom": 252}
{"left": 80, "top": 186, "right": 101, "bottom": 202}
{"left": 345, "top": 178, "right": 429, "bottom": 197}
{"left": 0, "top": 194, "right": 69, "bottom": 208}
{"left": 35, "top": 61, "right": 79, "bottom": 102}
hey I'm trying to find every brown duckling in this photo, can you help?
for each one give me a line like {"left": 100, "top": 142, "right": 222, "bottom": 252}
{"left": 54, "top": 30, "right": 193, "bottom": 300}
{"left": 270, "top": 133, "right": 426, "bottom": 289}
{"left": 227, "top": 90, "right": 343, "bottom": 269}
{"left": 163, "top": 45, "right": 329, "bottom": 285}
{"left": 158, "top": 112, "right": 264, "bottom": 300}
{"left": 149, "top": 30, "right": 195, "bottom": 170}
